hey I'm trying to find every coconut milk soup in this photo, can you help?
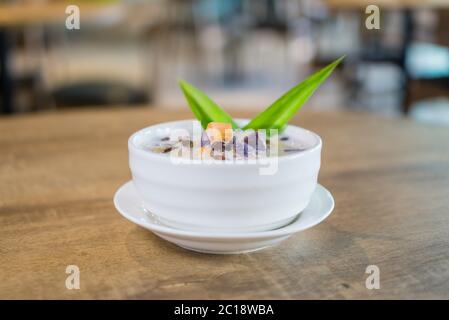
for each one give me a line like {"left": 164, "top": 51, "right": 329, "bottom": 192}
{"left": 142, "top": 123, "right": 311, "bottom": 161}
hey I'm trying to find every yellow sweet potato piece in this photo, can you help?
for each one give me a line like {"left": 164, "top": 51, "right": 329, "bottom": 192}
{"left": 206, "top": 122, "right": 233, "bottom": 142}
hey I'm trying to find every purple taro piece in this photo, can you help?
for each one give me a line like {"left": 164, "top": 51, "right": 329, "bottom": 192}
{"left": 256, "top": 133, "right": 266, "bottom": 151}
{"left": 244, "top": 130, "right": 266, "bottom": 151}
{"left": 243, "top": 130, "right": 256, "bottom": 148}
{"left": 201, "top": 131, "right": 210, "bottom": 146}
{"left": 234, "top": 141, "right": 245, "bottom": 157}
{"left": 246, "top": 144, "right": 257, "bottom": 158}
{"left": 235, "top": 140, "right": 256, "bottom": 158}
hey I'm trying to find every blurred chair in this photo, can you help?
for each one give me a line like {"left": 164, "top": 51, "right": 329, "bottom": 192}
{"left": 43, "top": 15, "right": 151, "bottom": 109}
{"left": 406, "top": 42, "right": 449, "bottom": 125}
{"left": 404, "top": 7, "right": 449, "bottom": 123}
{"left": 0, "top": 0, "right": 151, "bottom": 113}
{"left": 409, "top": 98, "right": 449, "bottom": 126}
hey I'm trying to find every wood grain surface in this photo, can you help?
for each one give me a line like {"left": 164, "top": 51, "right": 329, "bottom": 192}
{"left": 1, "top": 107, "right": 449, "bottom": 299}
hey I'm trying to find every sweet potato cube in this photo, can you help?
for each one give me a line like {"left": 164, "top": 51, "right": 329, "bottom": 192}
{"left": 206, "top": 122, "right": 233, "bottom": 142}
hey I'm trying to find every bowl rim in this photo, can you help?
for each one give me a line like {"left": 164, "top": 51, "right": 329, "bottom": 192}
{"left": 128, "top": 119, "right": 322, "bottom": 165}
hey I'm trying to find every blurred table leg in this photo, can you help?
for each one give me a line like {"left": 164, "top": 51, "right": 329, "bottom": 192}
{"left": 401, "top": 9, "right": 413, "bottom": 114}
{"left": 0, "top": 28, "right": 13, "bottom": 114}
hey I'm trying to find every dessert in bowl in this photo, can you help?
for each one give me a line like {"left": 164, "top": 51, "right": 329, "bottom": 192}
{"left": 129, "top": 119, "right": 321, "bottom": 232}
{"left": 122, "top": 56, "right": 343, "bottom": 238}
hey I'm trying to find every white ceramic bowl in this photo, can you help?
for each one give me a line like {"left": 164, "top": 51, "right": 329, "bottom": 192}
{"left": 128, "top": 119, "right": 322, "bottom": 233}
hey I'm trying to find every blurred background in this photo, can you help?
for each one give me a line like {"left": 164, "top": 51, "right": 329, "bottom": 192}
{"left": 1, "top": 0, "right": 449, "bottom": 125}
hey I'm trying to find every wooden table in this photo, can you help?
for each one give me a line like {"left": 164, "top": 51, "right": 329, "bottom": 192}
{"left": 1, "top": 107, "right": 449, "bottom": 299}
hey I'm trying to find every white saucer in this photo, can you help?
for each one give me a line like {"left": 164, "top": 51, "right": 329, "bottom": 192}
{"left": 113, "top": 181, "right": 334, "bottom": 254}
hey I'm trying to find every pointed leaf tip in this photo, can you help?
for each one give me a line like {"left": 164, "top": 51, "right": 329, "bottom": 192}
{"left": 178, "top": 80, "right": 239, "bottom": 129}
{"left": 243, "top": 55, "right": 345, "bottom": 131}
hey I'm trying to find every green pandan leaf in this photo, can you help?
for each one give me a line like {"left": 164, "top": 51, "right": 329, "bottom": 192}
{"left": 243, "top": 56, "right": 345, "bottom": 132}
{"left": 179, "top": 80, "right": 239, "bottom": 129}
